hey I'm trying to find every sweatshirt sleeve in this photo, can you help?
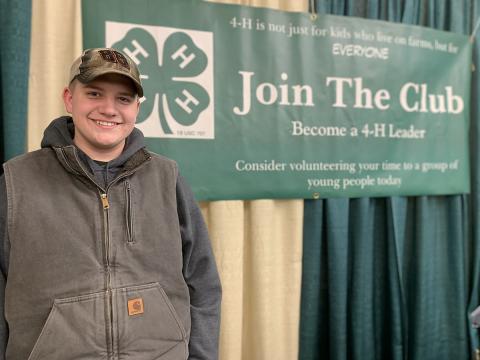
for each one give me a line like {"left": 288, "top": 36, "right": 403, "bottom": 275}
{"left": 176, "top": 174, "right": 221, "bottom": 360}
{"left": 0, "top": 175, "right": 9, "bottom": 359}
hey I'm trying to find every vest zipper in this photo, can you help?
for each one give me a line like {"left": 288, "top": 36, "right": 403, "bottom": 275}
{"left": 125, "top": 181, "right": 134, "bottom": 243}
{"left": 101, "top": 193, "right": 110, "bottom": 209}
{"left": 100, "top": 192, "right": 115, "bottom": 358}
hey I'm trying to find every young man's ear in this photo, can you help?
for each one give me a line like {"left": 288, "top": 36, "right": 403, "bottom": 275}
{"left": 136, "top": 97, "right": 141, "bottom": 114}
{"left": 63, "top": 86, "right": 74, "bottom": 114}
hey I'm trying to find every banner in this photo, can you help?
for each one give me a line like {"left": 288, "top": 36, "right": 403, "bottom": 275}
{"left": 82, "top": 0, "right": 471, "bottom": 200}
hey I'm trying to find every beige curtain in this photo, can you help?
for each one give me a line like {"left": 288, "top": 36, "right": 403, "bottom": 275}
{"left": 28, "top": 0, "right": 83, "bottom": 151}
{"left": 28, "top": 1, "right": 307, "bottom": 359}
{"left": 207, "top": 0, "right": 307, "bottom": 11}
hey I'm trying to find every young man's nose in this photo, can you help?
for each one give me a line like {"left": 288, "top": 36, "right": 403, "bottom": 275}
{"left": 98, "top": 97, "right": 118, "bottom": 116}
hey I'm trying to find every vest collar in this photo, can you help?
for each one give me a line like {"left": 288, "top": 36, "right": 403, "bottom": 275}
{"left": 52, "top": 145, "right": 152, "bottom": 190}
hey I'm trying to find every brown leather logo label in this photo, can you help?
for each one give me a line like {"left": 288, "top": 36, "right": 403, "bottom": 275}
{"left": 128, "top": 298, "right": 144, "bottom": 316}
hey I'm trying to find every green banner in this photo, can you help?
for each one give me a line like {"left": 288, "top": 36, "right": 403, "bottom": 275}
{"left": 82, "top": 0, "right": 471, "bottom": 200}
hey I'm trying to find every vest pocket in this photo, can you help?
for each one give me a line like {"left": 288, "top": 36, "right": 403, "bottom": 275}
{"left": 124, "top": 181, "right": 135, "bottom": 244}
{"left": 27, "top": 291, "right": 108, "bottom": 360}
{"left": 115, "top": 282, "right": 188, "bottom": 359}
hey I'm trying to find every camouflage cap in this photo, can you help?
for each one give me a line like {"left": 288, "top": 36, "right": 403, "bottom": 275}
{"left": 69, "top": 48, "right": 143, "bottom": 97}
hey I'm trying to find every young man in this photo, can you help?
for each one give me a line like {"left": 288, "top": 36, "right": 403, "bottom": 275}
{"left": 0, "top": 48, "right": 221, "bottom": 359}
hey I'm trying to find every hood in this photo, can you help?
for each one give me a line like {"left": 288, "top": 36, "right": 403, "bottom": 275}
{"left": 41, "top": 116, "right": 147, "bottom": 187}
{"left": 40, "top": 116, "right": 76, "bottom": 148}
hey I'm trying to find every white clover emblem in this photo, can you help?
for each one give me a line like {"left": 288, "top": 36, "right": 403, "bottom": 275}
{"left": 113, "top": 29, "right": 210, "bottom": 134}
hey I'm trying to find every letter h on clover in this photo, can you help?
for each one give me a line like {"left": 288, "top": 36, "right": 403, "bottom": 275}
{"left": 112, "top": 28, "right": 210, "bottom": 134}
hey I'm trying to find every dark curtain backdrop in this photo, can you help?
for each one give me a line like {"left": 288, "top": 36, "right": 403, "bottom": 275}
{"left": 0, "top": 0, "right": 31, "bottom": 162}
{"left": 471, "top": 0, "right": 480, "bottom": 355}
{"left": 300, "top": 1, "right": 480, "bottom": 359}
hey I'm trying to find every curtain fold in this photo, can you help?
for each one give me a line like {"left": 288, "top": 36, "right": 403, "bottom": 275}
{"left": 207, "top": 0, "right": 307, "bottom": 11}
{"left": 467, "top": 0, "right": 480, "bottom": 355}
{"left": 201, "top": 199, "right": 304, "bottom": 360}
{"left": 27, "top": 0, "right": 82, "bottom": 153}
{"left": 300, "top": 1, "right": 477, "bottom": 359}
{"left": 0, "top": 0, "right": 31, "bottom": 161}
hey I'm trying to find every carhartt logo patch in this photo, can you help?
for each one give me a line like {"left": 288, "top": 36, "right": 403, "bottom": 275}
{"left": 128, "top": 298, "right": 144, "bottom": 316}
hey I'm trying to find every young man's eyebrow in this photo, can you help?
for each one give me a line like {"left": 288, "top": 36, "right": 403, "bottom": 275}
{"left": 118, "top": 91, "right": 136, "bottom": 97}
{"left": 82, "top": 84, "right": 103, "bottom": 91}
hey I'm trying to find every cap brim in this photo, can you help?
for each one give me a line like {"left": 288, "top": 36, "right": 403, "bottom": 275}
{"left": 76, "top": 69, "right": 144, "bottom": 97}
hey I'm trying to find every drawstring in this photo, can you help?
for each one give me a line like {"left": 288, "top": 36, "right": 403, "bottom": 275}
{"left": 105, "top": 162, "right": 110, "bottom": 187}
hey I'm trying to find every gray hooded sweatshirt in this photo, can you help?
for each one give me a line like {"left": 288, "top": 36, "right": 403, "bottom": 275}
{"left": 0, "top": 117, "right": 221, "bottom": 359}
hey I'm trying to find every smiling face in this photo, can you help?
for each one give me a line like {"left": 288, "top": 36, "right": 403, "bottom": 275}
{"left": 63, "top": 73, "right": 140, "bottom": 161}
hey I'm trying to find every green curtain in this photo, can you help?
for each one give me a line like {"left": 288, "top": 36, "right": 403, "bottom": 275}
{"left": 468, "top": 0, "right": 480, "bottom": 355}
{"left": 300, "top": 1, "right": 478, "bottom": 359}
{"left": 0, "top": 0, "right": 31, "bottom": 162}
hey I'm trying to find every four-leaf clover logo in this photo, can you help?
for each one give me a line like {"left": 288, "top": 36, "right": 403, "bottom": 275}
{"left": 112, "top": 28, "right": 210, "bottom": 135}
